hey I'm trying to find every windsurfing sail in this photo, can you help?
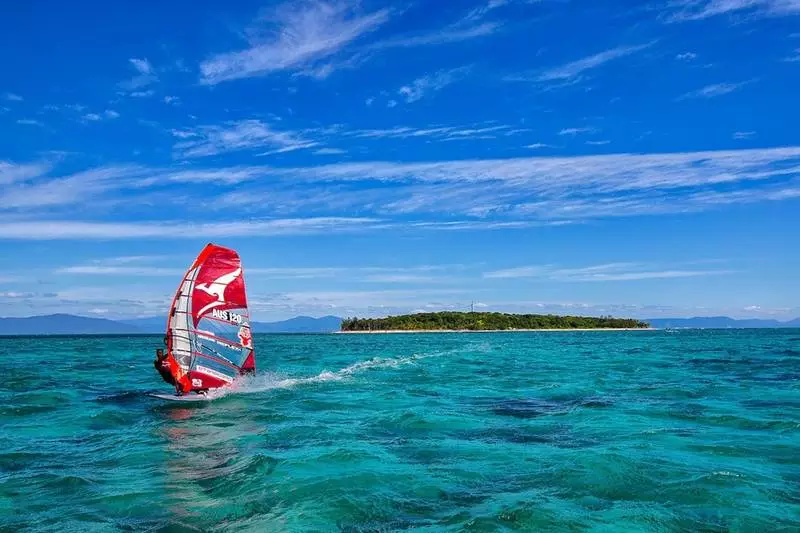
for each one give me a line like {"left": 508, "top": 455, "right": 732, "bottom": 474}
{"left": 160, "top": 243, "right": 255, "bottom": 394}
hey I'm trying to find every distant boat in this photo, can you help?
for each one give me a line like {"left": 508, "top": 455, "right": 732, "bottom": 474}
{"left": 152, "top": 243, "right": 255, "bottom": 398}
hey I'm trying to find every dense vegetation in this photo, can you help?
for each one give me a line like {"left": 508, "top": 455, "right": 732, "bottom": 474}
{"left": 340, "top": 312, "right": 649, "bottom": 331}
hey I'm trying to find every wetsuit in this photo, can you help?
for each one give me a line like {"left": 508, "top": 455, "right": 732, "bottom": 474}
{"left": 154, "top": 358, "right": 176, "bottom": 386}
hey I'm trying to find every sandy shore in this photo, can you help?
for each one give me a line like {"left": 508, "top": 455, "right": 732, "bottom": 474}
{"left": 336, "top": 328, "right": 653, "bottom": 334}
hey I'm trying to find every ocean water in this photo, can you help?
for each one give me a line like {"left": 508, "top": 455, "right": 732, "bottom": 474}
{"left": 1, "top": 330, "right": 799, "bottom": 532}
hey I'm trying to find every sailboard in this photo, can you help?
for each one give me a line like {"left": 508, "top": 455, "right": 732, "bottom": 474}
{"left": 151, "top": 243, "right": 256, "bottom": 399}
{"left": 147, "top": 391, "right": 214, "bottom": 402}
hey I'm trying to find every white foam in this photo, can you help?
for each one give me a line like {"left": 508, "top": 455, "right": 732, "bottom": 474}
{"left": 206, "top": 343, "right": 474, "bottom": 399}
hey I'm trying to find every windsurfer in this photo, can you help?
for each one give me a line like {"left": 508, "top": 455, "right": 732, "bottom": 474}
{"left": 154, "top": 348, "right": 176, "bottom": 387}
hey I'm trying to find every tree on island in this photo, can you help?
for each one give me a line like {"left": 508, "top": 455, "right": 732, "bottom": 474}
{"left": 340, "top": 311, "right": 649, "bottom": 331}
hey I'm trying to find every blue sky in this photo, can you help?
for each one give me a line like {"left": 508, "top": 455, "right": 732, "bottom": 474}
{"left": 1, "top": 0, "right": 799, "bottom": 321}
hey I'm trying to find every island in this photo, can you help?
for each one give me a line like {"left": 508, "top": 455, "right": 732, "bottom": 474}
{"left": 339, "top": 311, "right": 650, "bottom": 332}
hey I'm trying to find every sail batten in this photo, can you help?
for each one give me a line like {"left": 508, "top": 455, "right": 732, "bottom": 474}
{"left": 163, "top": 243, "right": 255, "bottom": 393}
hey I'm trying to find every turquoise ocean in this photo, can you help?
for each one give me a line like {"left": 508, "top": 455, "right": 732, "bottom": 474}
{"left": 1, "top": 329, "right": 799, "bottom": 532}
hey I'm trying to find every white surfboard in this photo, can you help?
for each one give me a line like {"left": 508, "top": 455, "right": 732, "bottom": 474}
{"left": 147, "top": 392, "right": 213, "bottom": 402}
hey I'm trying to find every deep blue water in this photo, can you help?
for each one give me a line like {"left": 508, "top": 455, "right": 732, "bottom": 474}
{"left": 1, "top": 329, "right": 799, "bottom": 532}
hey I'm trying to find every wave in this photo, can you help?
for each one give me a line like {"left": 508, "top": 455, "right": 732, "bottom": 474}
{"left": 204, "top": 344, "right": 474, "bottom": 400}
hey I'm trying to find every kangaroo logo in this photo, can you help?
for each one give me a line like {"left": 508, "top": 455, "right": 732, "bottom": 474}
{"left": 196, "top": 267, "right": 241, "bottom": 317}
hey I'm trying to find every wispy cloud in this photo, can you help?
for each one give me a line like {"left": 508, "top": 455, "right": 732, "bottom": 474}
{"left": 665, "top": 0, "right": 800, "bottom": 22}
{"left": 510, "top": 42, "right": 654, "bottom": 85}
{"left": 0, "top": 217, "right": 381, "bottom": 240}
{"left": 525, "top": 143, "right": 554, "bottom": 149}
{"left": 16, "top": 119, "right": 43, "bottom": 127}
{"left": 199, "top": 1, "right": 390, "bottom": 85}
{"left": 783, "top": 48, "right": 800, "bottom": 62}
{"left": 586, "top": 140, "right": 611, "bottom": 145}
{"left": 341, "top": 123, "right": 510, "bottom": 141}
{"left": 371, "top": 22, "right": 499, "bottom": 50}
{"left": 233, "top": 146, "right": 800, "bottom": 220}
{"left": 4, "top": 93, "right": 23, "bottom": 102}
{"left": 172, "top": 119, "right": 318, "bottom": 158}
{"left": 4, "top": 146, "right": 799, "bottom": 239}
{"left": 314, "top": 147, "right": 347, "bottom": 155}
{"left": 484, "top": 262, "right": 734, "bottom": 281}
{"left": 0, "top": 161, "right": 50, "bottom": 186}
{"left": 0, "top": 165, "right": 152, "bottom": 211}
{"left": 163, "top": 95, "right": 180, "bottom": 105}
{"left": 81, "top": 110, "right": 119, "bottom": 123}
{"left": 559, "top": 127, "right": 597, "bottom": 136}
{"left": 733, "top": 131, "right": 755, "bottom": 139}
{"left": 676, "top": 52, "right": 698, "bottom": 60}
{"left": 56, "top": 262, "right": 465, "bottom": 284}
{"left": 57, "top": 265, "right": 181, "bottom": 276}
{"left": 398, "top": 67, "right": 470, "bottom": 103}
{"left": 295, "top": 51, "right": 371, "bottom": 80}
{"left": 678, "top": 81, "right": 751, "bottom": 99}
{"left": 119, "top": 58, "right": 158, "bottom": 91}
{"left": 347, "top": 123, "right": 512, "bottom": 141}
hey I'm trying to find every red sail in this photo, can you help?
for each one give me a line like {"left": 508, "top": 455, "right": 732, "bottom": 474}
{"left": 162, "top": 243, "right": 256, "bottom": 394}
{"left": 191, "top": 245, "right": 248, "bottom": 326}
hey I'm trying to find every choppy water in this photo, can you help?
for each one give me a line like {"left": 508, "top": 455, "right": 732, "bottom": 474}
{"left": 1, "top": 329, "right": 799, "bottom": 532}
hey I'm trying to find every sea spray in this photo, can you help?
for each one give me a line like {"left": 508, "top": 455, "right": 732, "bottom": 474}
{"left": 209, "top": 343, "right": 477, "bottom": 398}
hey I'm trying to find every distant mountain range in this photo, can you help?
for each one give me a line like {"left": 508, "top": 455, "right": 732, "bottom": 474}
{"left": 0, "top": 314, "right": 343, "bottom": 335}
{"left": 645, "top": 316, "right": 800, "bottom": 329}
{"left": 0, "top": 314, "right": 798, "bottom": 335}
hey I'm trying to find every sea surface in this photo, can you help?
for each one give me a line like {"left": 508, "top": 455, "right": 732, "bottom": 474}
{"left": 1, "top": 330, "right": 799, "bottom": 532}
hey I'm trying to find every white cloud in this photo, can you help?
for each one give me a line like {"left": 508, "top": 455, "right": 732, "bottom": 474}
{"left": 163, "top": 96, "right": 180, "bottom": 105}
{"left": 172, "top": 119, "right": 318, "bottom": 158}
{"left": 3, "top": 145, "right": 799, "bottom": 239}
{"left": 484, "top": 262, "right": 734, "bottom": 281}
{"left": 387, "top": 99, "right": 398, "bottom": 108}
{"left": 783, "top": 48, "right": 800, "bottom": 61}
{"left": 370, "top": 22, "right": 499, "bottom": 49}
{"left": 16, "top": 119, "right": 43, "bottom": 126}
{"left": 511, "top": 42, "right": 654, "bottom": 84}
{"left": 105, "top": 110, "right": 120, "bottom": 119}
{"left": 398, "top": 67, "right": 470, "bottom": 103}
{"left": 676, "top": 52, "right": 698, "bottom": 60}
{"left": 0, "top": 161, "right": 50, "bottom": 185}
{"left": 129, "top": 90, "right": 155, "bottom": 98}
{"left": 665, "top": 0, "right": 800, "bottom": 22}
{"left": 678, "top": 81, "right": 750, "bottom": 99}
{"left": 4, "top": 93, "right": 23, "bottom": 102}
{"left": 0, "top": 217, "right": 381, "bottom": 240}
{"left": 233, "top": 146, "right": 800, "bottom": 220}
{"left": 365, "top": 97, "right": 375, "bottom": 106}
{"left": 733, "top": 131, "right": 756, "bottom": 139}
{"left": 82, "top": 113, "right": 102, "bottom": 122}
{"left": 347, "top": 123, "right": 510, "bottom": 141}
{"left": 314, "top": 148, "right": 347, "bottom": 155}
{"left": 559, "top": 127, "right": 597, "bottom": 136}
{"left": 586, "top": 140, "right": 611, "bottom": 145}
{"left": 199, "top": 1, "right": 390, "bottom": 85}
{"left": 57, "top": 265, "right": 181, "bottom": 276}
{"left": 129, "top": 58, "right": 153, "bottom": 75}
{"left": 120, "top": 58, "right": 158, "bottom": 91}
{"left": 295, "top": 51, "right": 371, "bottom": 80}
{"left": 525, "top": 143, "right": 553, "bottom": 149}
{"left": 0, "top": 165, "right": 151, "bottom": 210}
